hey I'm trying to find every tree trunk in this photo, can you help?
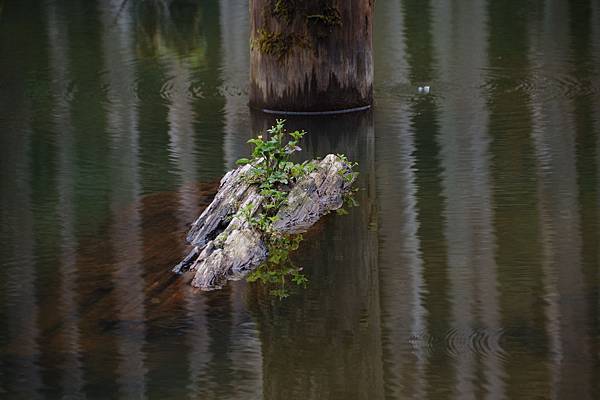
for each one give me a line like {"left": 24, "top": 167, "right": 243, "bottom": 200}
{"left": 249, "top": 0, "right": 374, "bottom": 113}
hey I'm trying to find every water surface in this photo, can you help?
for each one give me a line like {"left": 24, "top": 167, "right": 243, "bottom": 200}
{"left": 1, "top": 0, "right": 599, "bottom": 398}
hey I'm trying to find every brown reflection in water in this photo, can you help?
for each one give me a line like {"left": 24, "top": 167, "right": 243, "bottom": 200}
{"left": 1, "top": 110, "right": 42, "bottom": 397}
{"left": 92, "top": 183, "right": 217, "bottom": 396}
{"left": 101, "top": 0, "right": 148, "bottom": 397}
{"left": 11, "top": 180, "right": 218, "bottom": 395}
{"left": 248, "top": 110, "right": 383, "bottom": 400}
{"left": 138, "top": 183, "right": 218, "bottom": 310}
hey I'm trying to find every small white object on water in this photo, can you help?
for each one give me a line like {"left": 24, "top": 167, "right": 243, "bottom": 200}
{"left": 417, "top": 86, "right": 431, "bottom": 94}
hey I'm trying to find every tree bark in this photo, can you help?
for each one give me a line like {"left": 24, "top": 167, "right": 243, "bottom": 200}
{"left": 249, "top": 0, "right": 374, "bottom": 113}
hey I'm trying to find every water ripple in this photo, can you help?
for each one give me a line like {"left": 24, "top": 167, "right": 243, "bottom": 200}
{"left": 482, "top": 66, "right": 600, "bottom": 103}
{"left": 408, "top": 327, "right": 507, "bottom": 360}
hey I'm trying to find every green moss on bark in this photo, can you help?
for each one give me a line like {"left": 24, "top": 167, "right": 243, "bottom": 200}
{"left": 251, "top": 29, "right": 309, "bottom": 60}
{"left": 254, "top": 1, "right": 342, "bottom": 59}
{"left": 306, "top": 6, "right": 342, "bottom": 28}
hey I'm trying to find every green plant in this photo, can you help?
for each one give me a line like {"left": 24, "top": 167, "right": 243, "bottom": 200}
{"left": 236, "top": 120, "right": 317, "bottom": 298}
{"left": 235, "top": 120, "right": 357, "bottom": 299}
{"left": 246, "top": 234, "right": 306, "bottom": 299}
{"left": 237, "top": 119, "right": 316, "bottom": 214}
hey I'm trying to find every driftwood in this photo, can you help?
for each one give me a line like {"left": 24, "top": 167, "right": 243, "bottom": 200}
{"left": 173, "top": 154, "right": 355, "bottom": 290}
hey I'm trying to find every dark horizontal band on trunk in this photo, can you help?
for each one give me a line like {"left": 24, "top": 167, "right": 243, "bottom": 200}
{"left": 258, "top": 104, "right": 371, "bottom": 116}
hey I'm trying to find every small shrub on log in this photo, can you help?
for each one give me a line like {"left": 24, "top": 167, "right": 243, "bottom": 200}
{"left": 173, "top": 120, "right": 358, "bottom": 298}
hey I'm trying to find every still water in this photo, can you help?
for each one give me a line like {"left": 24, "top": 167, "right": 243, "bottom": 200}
{"left": 1, "top": 0, "right": 599, "bottom": 398}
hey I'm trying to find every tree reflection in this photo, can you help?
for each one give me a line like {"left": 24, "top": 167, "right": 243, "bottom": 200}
{"left": 248, "top": 110, "right": 382, "bottom": 400}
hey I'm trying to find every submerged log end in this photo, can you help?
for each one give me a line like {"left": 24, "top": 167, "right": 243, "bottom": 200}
{"left": 172, "top": 246, "right": 200, "bottom": 275}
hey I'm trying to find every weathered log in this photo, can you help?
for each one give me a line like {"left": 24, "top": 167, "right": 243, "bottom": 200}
{"left": 272, "top": 153, "right": 353, "bottom": 233}
{"left": 173, "top": 154, "right": 355, "bottom": 290}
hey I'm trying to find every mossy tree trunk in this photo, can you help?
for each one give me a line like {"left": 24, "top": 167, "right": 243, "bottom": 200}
{"left": 249, "top": 0, "right": 374, "bottom": 113}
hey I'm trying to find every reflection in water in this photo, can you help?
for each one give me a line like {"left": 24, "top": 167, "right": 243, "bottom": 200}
{"left": 1, "top": 96, "right": 42, "bottom": 398}
{"left": 184, "top": 288, "right": 210, "bottom": 399}
{"left": 160, "top": 17, "right": 212, "bottom": 399}
{"left": 530, "top": 1, "right": 595, "bottom": 398}
{"left": 250, "top": 111, "right": 383, "bottom": 400}
{"left": 226, "top": 283, "right": 263, "bottom": 400}
{"left": 100, "top": 0, "right": 148, "bottom": 397}
{"left": 373, "top": 0, "right": 409, "bottom": 92}
{"left": 220, "top": 0, "right": 251, "bottom": 169}
{"left": 593, "top": 5, "right": 600, "bottom": 396}
{"left": 0, "top": 0, "right": 599, "bottom": 398}
{"left": 400, "top": 0, "right": 456, "bottom": 398}
{"left": 48, "top": 0, "right": 84, "bottom": 397}
{"left": 374, "top": 1, "right": 426, "bottom": 398}
{"left": 376, "top": 86, "right": 427, "bottom": 399}
{"left": 135, "top": 0, "right": 206, "bottom": 58}
{"left": 487, "top": 0, "right": 551, "bottom": 398}
{"left": 165, "top": 47, "right": 199, "bottom": 217}
{"left": 215, "top": 41, "right": 265, "bottom": 400}
{"left": 433, "top": 1, "right": 505, "bottom": 398}
{"left": 0, "top": 3, "right": 42, "bottom": 397}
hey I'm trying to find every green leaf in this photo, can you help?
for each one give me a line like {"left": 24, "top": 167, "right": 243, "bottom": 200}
{"left": 237, "top": 121, "right": 356, "bottom": 299}
{"left": 336, "top": 208, "right": 349, "bottom": 216}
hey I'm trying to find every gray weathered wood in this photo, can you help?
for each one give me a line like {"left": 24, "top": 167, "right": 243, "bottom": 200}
{"left": 273, "top": 154, "right": 353, "bottom": 233}
{"left": 173, "top": 154, "right": 355, "bottom": 290}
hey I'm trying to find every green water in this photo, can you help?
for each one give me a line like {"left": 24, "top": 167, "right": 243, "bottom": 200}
{"left": 1, "top": 0, "right": 599, "bottom": 398}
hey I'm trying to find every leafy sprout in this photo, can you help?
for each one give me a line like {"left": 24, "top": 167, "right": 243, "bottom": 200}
{"left": 235, "top": 120, "right": 357, "bottom": 299}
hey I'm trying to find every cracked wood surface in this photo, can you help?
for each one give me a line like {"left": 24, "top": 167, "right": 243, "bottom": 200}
{"left": 173, "top": 154, "right": 355, "bottom": 290}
